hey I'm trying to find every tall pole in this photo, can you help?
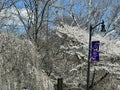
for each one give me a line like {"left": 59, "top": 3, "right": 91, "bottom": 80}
{"left": 86, "top": 25, "right": 92, "bottom": 90}
{"left": 86, "top": 21, "right": 105, "bottom": 90}
{"left": 57, "top": 78, "right": 63, "bottom": 90}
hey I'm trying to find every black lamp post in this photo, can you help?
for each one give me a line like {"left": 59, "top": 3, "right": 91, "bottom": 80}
{"left": 86, "top": 20, "right": 106, "bottom": 90}
{"left": 101, "top": 20, "right": 106, "bottom": 32}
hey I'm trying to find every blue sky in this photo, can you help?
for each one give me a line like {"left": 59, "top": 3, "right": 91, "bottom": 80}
{"left": 1, "top": 0, "right": 120, "bottom": 34}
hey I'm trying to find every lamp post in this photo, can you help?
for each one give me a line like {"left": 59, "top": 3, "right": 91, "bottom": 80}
{"left": 86, "top": 20, "right": 106, "bottom": 90}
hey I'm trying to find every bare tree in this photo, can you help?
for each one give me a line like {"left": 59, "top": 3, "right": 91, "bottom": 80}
{"left": 0, "top": 0, "right": 20, "bottom": 33}
{"left": 53, "top": 0, "right": 120, "bottom": 31}
{"left": 0, "top": 0, "right": 4, "bottom": 12}
{"left": 11, "top": 0, "right": 51, "bottom": 46}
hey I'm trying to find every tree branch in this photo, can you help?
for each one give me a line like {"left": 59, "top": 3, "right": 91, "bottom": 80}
{"left": 89, "top": 72, "right": 109, "bottom": 89}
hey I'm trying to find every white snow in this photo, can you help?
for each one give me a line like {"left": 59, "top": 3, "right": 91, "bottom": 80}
{"left": 116, "top": 41, "right": 120, "bottom": 47}
{"left": 55, "top": 25, "right": 120, "bottom": 57}
{"left": 55, "top": 24, "right": 120, "bottom": 76}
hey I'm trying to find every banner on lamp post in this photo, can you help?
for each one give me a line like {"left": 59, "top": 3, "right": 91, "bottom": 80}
{"left": 90, "top": 41, "right": 100, "bottom": 62}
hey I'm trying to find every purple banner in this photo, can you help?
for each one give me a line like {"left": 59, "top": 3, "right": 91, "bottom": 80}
{"left": 90, "top": 41, "right": 100, "bottom": 62}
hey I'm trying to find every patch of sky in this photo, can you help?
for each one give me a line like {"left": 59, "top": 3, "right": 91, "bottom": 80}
{"left": 118, "top": 12, "right": 120, "bottom": 16}
{"left": 50, "top": 7, "right": 56, "bottom": 16}
{"left": 102, "top": 7, "right": 112, "bottom": 21}
{"left": 71, "top": 3, "right": 82, "bottom": 14}
{"left": 62, "top": 0, "right": 70, "bottom": 6}
{"left": 17, "top": 26, "right": 26, "bottom": 34}
{"left": 15, "top": 0, "right": 25, "bottom": 9}
{"left": 80, "top": 6, "right": 88, "bottom": 18}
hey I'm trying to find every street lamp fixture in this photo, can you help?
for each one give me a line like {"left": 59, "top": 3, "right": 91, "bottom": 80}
{"left": 101, "top": 20, "right": 106, "bottom": 32}
{"left": 86, "top": 20, "right": 106, "bottom": 90}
